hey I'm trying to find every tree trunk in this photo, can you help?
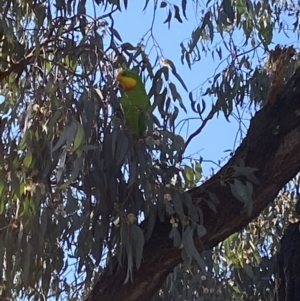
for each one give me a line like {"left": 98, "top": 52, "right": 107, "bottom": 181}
{"left": 85, "top": 67, "right": 300, "bottom": 301}
{"left": 275, "top": 222, "right": 300, "bottom": 301}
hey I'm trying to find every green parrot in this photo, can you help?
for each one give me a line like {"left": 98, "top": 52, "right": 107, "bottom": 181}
{"left": 116, "top": 69, "right": 150, "bottom": 137}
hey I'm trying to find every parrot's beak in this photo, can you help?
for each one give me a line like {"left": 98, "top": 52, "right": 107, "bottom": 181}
{"left": 116, "top": 72, "right": 122, "bottom": 82}
{"left": 115, "top": 72, "right": 137, "bottom": 91}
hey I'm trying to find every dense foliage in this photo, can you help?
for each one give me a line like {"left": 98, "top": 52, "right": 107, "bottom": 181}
{"left": 0, "top": 0, "right": 300, "bottom": 300}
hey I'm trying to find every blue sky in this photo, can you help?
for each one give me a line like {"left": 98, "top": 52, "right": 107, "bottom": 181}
{"left": 100, "top": 1, "right": 297, "bottom": 176}
{"left": 5, "top": 1, "right": 297, "bottom": 299}
{"left": 0, "top": 1, "right": 297, "bottom": 300}
{"left": 101, "top": 1, "right": 249, "bottom": 175}
{"left": 60, "top": 2, "right": 298, "bottom": 299}
{"left": 37, "top": 1, "right": 300, "bottom": 300}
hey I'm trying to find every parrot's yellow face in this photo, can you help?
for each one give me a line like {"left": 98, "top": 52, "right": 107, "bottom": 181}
{"left": 116, "top": 70, "right": 137, "bottom": 91}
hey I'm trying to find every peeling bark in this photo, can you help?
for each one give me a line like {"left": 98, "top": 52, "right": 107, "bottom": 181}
{"left": 85, "top": 67, "right": 300, "bottom": 301}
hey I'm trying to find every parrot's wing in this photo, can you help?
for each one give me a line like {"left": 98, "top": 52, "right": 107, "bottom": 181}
{"left": 127, "top": 110, "right": 141, "bottom": 137}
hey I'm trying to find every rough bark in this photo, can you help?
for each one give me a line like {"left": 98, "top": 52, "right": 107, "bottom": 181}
{"left": 275, "top": 222, "right": 300, "bottom": 301}
{"left": 85, "top": 67, "right": 300, "bottom": 301}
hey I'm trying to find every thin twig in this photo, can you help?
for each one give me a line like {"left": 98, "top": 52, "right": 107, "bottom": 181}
{"left": 184, "top": 106, "right": 215, "bottom": 151}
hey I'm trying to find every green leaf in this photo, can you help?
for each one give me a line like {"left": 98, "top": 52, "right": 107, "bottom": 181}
{"left": 230, "top": 179, "right": 247, "bottom": 203}
{"left": 173, "top": 5, "right": 183, "bottom": 23}
{"left": 196, "top": 225, "right": 207, "bottom": 238}
{"left": 160, "top": 1, "right": 167, "bottom": 8}
{"left": 172, "top": 70, "right": 188, "bottom": 92}
{"left": 184, "top": 165, "right": 194, "bottom": 183}
{"left": 52, "top": 124, "right": 71, "bottom": 152}
{"left": 163, "top": 9, "right": 172, "bottom": 28}
{"left": 59, "top": 157, "right": 83, "bottom": 189}
{"left": 169, "top": 227, "right": 182, "bottom": 248}
{"left": 232, "top": 165, "right": 260, "bottom": 184}
{"left": 162, "top": 58, "right": 176, "bottom": 73}
{"left": 109, "top": 27, "right": 123, "bottom": 42}
{"left": 152, "top": 88, "right": 168, "bottom": 117}
{"left": 164, "top": 198, "right": 175, "bottom": 215}
{"left": 128, "top": 152, "right": 137, "bottom": 187}
{"left": 182, "top": 226, "right": 205, "bottom": 270}
{"left": 181, "top": 0, "right": 187, "bottom": 19}
{"left": 194, "top": 161, "right": 202, "bottom": 182}
{"left": 144, "top": 203, "right": 157, "bottom": 241}
{"left": 222, "top": 0, "right": 235, "bottom": 23}
{"left": 115, "top": 134, "right": 129, "bottom": 166}
{"left": 143, "top": 0, "right": 151, "bottom": 10}
{"left": 232, "top": 285, "right": 243, "bottom": 294}
{"left": 22, "top": 241, "right": 33, "bottom": 282}
{"left": 132, "top": 224, "right": 145, "bottom": 270}
{"left": 172, "top": 192, "right": 184, "bottom": 221}
{"left": 169, "top": 106, "right": 179, "bottom": 129}
{"left": 71, "top": 122, "right": 85, "bottom": 152}
{"left": 207, "top": 18, "right": 214, "bottom": 41}
{"left": 169, "top": 82, "right": 187, "bottom": 113}
{"left": 205, "top": 199, "right": 217, "bottom": 213}
{"left": 56, "top": 149, "right": 67, "bottom": 183}
{"left": 155, "top": 78, "right": 163, "bottom": 94}
{"left": 65, "top": 193, "right": 78, "bottom": 214}
{"left": 18, "top": 130, "right": 31, "bottom": 151}
{"left": 77, "top": 0, "right": 86, "bottom": 15}
{"left": 184, "top": 192, "right": 199, "bottom": 224}
{"left": 245, "top": 181, "right": 254, "bottom": 216}
{"left": 91, "top": 223, "right": 105, "bottom": 265}
{"left": 230, "top": 179, "right": 253, "bottom": 214}
{"left": 0, "top": 235, "right": 4, "bottom": 273}
{"left": 207, "top": 192, "right": 220, "bottom": 204}
{"left": 83, "top": 95, "right": 96, "bottom": 138}
{"left": 0, "top": 180, "right": 5, "bottom": 214}
{"left": 185, "top": 51, "right": 192, "bottom": 69}
{"left": 23, "top": 151, "right": 33, "bottom": 169}
{"left": 65, "top": 55, "right": 77, "bottom": 72}
{"left": 244, "top": 263, "right": 255, "bottom": 278}
{"left": 95, "top": 32, "right": 104, "bottom": 52}
{"left": 121, "top": 42, "right": 137, "bottom": 51}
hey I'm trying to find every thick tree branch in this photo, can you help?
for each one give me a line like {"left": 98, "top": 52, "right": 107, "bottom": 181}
{"left": 86, "top": 67, "right": 300, "bottom": 301}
